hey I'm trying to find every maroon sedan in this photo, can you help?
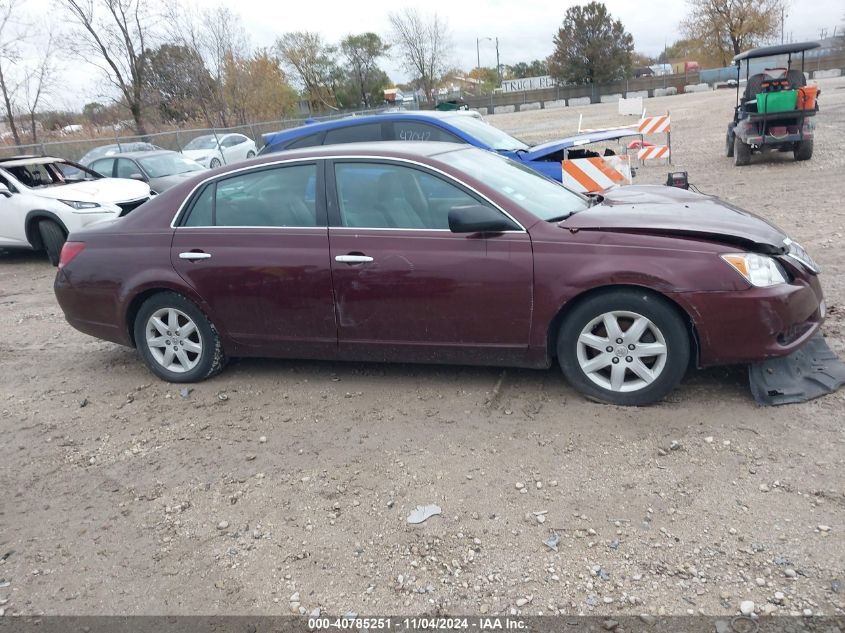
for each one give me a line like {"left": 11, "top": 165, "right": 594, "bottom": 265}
{"left": 54, "top": 143, "right": 825, "bottom": 405}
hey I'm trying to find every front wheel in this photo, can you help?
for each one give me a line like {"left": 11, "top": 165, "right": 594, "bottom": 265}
{"left": 557, "top": 290, "right": 690, "bottom": 405}
{"left": 725, "top": 125, "right": 735, "bottom": 157}
{"left": 794, "top": 139, "right": 813, "bottom": 161}
{"left": 246, "top": 151, "right": 255, "bottom": 159}
{"left": 209, "top": 157, "right": 221, "bottom": 169}
{"left": 38, "top": 219, "right": 66, "bottom": 266}
{"left": 133, "top": 292, "right": 226, "bottom": 382}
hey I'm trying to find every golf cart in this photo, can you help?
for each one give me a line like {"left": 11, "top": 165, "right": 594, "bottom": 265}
{"left": 726, "top": 41, "right": 820, "bottom": 166}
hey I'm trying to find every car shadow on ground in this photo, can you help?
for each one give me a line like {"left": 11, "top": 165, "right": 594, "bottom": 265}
{"left": 0, "top": 249, "right": 48, "bottom": 265}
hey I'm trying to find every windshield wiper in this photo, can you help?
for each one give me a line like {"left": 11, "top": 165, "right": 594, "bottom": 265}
{"left": 545, "top": 212, "right": 575, "bottom": 222}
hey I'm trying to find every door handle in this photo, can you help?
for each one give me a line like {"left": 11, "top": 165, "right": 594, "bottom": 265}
{"left": 335, "top": 255, "right": 374, "bottom": 264}
{"left": 179, "top": 252, "right": 211, "bottom": 261}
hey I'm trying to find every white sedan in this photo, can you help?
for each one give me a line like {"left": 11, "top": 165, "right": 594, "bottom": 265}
{"left": 0, "top": 156, "right": 150, "bottom": 265}
{"left": 181, "top": 133, "right": 257, "bottom": 168}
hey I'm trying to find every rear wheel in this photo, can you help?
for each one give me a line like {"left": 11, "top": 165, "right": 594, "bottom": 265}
{"left": 734, "top": 136, "right": 751, "bottom": 166}
{"left": 38, "top": 219, "right": 66, "bottom": 266}
{"left": 246, "top": 151, "right": 255, "bottom": 159}
{"left": 133, "top": 292, "right": 226, "bottom": 383}
{"left": 557, "top": 290, "right": 690, "bottom": 406}
{"left": 725, "top": 124, "right": 735, "bottom": 157}
{"left": 210, "top": 158, "right": 221, "bottom": 168}
{"left": 794, "top": 139, "right": 813, "bottom": 161}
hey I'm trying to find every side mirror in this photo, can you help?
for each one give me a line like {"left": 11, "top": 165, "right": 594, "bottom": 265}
{"left": 128, "top": 173, "right": 147, "bottom": 182}
{"left": 0, "top": 183, "right": 11, "bottom": 197}
{"left": 448, "top": 204, "right": 516, "bottom": 234}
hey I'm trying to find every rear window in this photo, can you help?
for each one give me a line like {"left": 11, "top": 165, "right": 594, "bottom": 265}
{"left": 324, "top": 123, "right": 383, "bottom": 144}
{"left": 287, "top": 132, "right": 325, "bottom": 150}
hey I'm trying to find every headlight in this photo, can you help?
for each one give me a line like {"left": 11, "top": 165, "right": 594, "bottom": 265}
{"left": 784, "top": 238, "right": 819, "bottom": 274}
{"left": 721, "top": 253, "right": 787, "bottom": 287}
{"left": 60, "top": 200, "right": 101, "bottom": 210}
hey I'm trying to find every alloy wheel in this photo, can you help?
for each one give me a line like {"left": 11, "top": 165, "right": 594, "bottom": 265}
{"left": 576, "top": 310, "right": 668, "bottom": 393}
{"left": 145, "top": 308, "right": 203, "bottom": 373}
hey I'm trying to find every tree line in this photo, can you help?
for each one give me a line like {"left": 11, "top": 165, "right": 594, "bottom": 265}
{"left": 0, "top": 0, "right": 803, "bottom": 144}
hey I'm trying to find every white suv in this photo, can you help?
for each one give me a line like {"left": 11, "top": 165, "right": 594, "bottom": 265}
{"left": 0, "top": 156, "right": 150, "bottom": 265}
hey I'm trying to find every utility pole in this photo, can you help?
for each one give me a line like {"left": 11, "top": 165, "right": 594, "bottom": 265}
{"left": 495, "top": 37, "right": 501, "bottom": 86}
{"left": 476, "top": 38, "right": 480, "bottom": 70}
{"left": 781, "top": 7, "right": 785, "bottom": 44}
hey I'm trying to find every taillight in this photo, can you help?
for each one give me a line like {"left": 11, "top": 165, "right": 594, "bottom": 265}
{"left": 58, "top": 242, "right": 85, "bottom": 269}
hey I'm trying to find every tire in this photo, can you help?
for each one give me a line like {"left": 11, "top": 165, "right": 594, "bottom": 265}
{"left": 725, "top": 124, "right": 735, "bottom": 157}
{"left": 133, "top": 291, "right": 226, "bottom": 383}
{"left": 557, "top": 289, "right": 690, "bottom": 406}
{"left": 734, "top": 136, "right": 751, "bottom": 166}
{"left": 794, "top": 139, "right": 813, "bottom": 161}
{"left": 38, "top": 219, "right": 66, "bottom": 266}
{"left": 246, "top": 151, "right": 255, "bottom": 159}
{"left": 210, "top": 158, "right": 221, "bottom": 169}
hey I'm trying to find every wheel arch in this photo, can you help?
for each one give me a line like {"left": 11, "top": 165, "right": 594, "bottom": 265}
{"left": 545, "top": 284, "right": 700, "bottom": 368}
{"left": 25, "top": 210, "right": 69, "bottom": 250}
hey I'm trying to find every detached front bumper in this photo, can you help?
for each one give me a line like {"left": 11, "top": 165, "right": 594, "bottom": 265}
{"left": 671, "top": 272, "right": 824, "bottom": 367}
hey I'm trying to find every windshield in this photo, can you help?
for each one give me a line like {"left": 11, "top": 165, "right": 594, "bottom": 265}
{"left": 5, "top": 161, "right": 100, "bottom": 187}
{"left": 138, "top": 154, "right": 204, "bottom": 178}
{"left": 184, "top": 135, "right": 219, "bottom": 150}
{"left": 437, "top": 148, "right": 589, "bottom": 221}
{"left": 446, "top": 116, "right": 529, "bottom": 152}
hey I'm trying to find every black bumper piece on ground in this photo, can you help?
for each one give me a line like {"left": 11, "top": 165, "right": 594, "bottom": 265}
{"left": 749, "top": 334, "right": 845, "bottom": 405}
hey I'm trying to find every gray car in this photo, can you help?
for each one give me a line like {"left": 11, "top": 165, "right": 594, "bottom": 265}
{"left": 86, "top": 150, "right": 206, "bottom": 193}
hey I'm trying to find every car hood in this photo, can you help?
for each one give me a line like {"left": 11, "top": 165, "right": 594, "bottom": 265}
{"left": 149, "top": 171, "right": 204, "bottom": 192}
{"left": 561, "top": 185, "right": 788, "bottom": 253}
{"left": 521, "top": 138, "right": 575, "bottom": 161}
{"left": 34, "top": 178, "right": 150, "bottom": 204}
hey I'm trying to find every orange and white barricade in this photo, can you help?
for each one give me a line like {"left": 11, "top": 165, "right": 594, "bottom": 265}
{"left": 636, "top": 114, "right": 672, "bottom": 163}
{"left": 561, "top": 155, "right": 632, "bottom": 193}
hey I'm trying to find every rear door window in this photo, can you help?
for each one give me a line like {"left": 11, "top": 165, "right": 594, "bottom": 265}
{"left": 180, "top": 164, "right": 319, "bottom": 228}
{"left": 389, "top": 121, "right": 462, "bottom": 143}
{"left": 324, "top": 123, "right": 384, "bottom": 144}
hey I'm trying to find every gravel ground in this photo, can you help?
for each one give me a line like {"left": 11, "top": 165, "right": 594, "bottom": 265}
{"left": 1, "top": 79, "right": 844, "bottom": 618}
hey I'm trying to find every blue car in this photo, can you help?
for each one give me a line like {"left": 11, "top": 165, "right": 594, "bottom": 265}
{"left": 259, "top": 111, "right": 606, "bottom": 182}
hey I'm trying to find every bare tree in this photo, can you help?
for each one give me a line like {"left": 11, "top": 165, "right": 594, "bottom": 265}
{"left": 60, "top": 0, "right": 155, "bottom": 134}
{"left": 388, "top": 8, "right": 451, "bottom": 103}
{"left": 276, "top": 32, "right": 339, "bottom": 111}
{"left": 0, "top": 0, "right": 24, "bottom": 145}
{"left": 340, "top": 33, "right": 389, "bottom": 107}
{"left": 682, "top": 0, "right": 784, "bottom": 66}
{"left": 165, "top": 4, "right": 250, "bottom": 127}
{"left": 21, "top": 29, "right": 60, "bottom": 143}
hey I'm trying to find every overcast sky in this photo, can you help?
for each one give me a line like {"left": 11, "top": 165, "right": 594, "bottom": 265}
{"left": 22, "top": 0, "right": 845, "bottom": 110}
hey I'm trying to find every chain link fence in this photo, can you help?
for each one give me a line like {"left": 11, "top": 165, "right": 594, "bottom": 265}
{"left": 0, "top": 108, "right": 390, "bottom": 163}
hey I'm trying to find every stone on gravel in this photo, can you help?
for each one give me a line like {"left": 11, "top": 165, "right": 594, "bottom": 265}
{"left": 740, "top": 600, "right": 755, "bottom": 615}
{"left": 217, "top": 521, "right": 229, "bottom": 530}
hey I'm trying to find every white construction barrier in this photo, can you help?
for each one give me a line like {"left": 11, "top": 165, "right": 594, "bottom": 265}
{"left": 544, "top": 99, "right": 567, "bottom": 109}
{"left": 493, "top": 105, "right": 515, "bottom": 114}
{"left": 653, "top": 87, "right": 678, "bottom": 97}
{"left": 618, "top": 96, "right": 643, "bottom": 116}
{"left": 520, "top": 102, "right": 541, "bottom": 111}
{"left": 684, "top": 83, "right": 711, "bottom": 93}
{"left": 568, "top": 97, "right": 591, "bottom": 106}
{"left": 625, "top": 90, "right": 649, "bottom": 99}
{"left": 561, "top": 155, "right": 632, "bottom": 193}
{"left": 600, "top": 93, "right": 623, "bottom": 103}
{"left": 814, "top": 69, "right": 841, "bottom": 79}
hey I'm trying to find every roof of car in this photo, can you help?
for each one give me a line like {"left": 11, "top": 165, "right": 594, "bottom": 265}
{"left": 261, "top": 111, "right": 481, "bottom": 146}
{"left": 733, "top": 41, "right": 820, "bottom": 63}
{"left": 242, "top": 141, "right": 473, "bottom": 166}
{"left": 0, "top": 155, "right": 67, "bottom": 167}
{"left": 99, "top": 149, "right": 178, "bottom": 159}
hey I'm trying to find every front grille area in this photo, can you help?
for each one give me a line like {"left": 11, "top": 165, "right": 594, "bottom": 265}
{"left": 118, "top": 197, "right": 149, "bottom": 217}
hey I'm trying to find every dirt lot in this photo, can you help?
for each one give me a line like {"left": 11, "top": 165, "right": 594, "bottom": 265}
{"left": 1, "top": 79, "right": 844, "bottom": 618}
